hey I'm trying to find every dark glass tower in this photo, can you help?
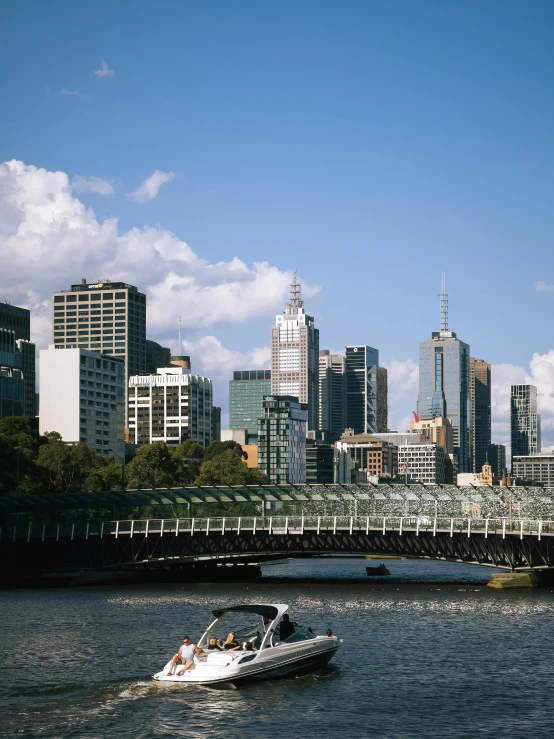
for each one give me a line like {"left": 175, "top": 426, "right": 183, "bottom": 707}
{"left": 345, "top": 345, "right": 379, "bottom": 435}
{"left": 417, "top": 275, "right": 471, "bottom": 473}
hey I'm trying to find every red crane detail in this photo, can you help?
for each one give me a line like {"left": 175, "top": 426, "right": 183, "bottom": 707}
{"left": 412, "top": 410, "right": 419, "bottom": 423}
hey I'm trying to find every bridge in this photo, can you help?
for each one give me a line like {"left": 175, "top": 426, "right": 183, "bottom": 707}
{"left": 3, "top": 514, "right": 554, "bottom": 574}
{"left": 3, "top": 484, "right": 554, "bottom": 581}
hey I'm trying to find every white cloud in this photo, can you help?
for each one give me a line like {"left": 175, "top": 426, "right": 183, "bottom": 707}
{"left": 93, "top": 61, "right": 115, "bottom": 78}
{"left": 71, "top": 175, "right": 114, "bottom": 196}
{"left": 381, "top": 358, "right": 419, "bottom": 432}
{"left": 535, "top": 281, "right": 554, "bottom": 293}
{"left": 0, "top": 159, "right": 318, "bottom": 372}
{"left": 127, "top": 170, "right": 175, "bottom": 203}
{"left": 60, "top": 89, "right": 84, "bottom": 97}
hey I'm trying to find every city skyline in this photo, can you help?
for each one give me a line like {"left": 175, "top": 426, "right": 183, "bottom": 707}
{"left": 1, "top": 3, "right": 554, "bottom": 455}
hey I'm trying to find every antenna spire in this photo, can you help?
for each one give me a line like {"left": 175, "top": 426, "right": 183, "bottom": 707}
{"left": 288, "top": 268, "right": 304, "bottom": 310}
{"left": 440, "top": 272, "right": 448, "bottom": 332}
{"left": 178, "top": 315, "right": 182, "bottom": 354}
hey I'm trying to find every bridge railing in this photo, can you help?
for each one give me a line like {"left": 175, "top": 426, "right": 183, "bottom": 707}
{"left": 3, "top": 516, "right": 554, "bottom": 543}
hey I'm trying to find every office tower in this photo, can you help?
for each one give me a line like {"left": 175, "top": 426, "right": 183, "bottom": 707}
{"left": 0, "top": 303, "right": 36, "bottom": 420}
{"left": 270, "top": 271, "right": 319, "bottom": 431}
{"left": 128, "top": 366, "right": 213, "bottom": 447}
{"left": 257, "top": 396, "right": 308, "bottom": 483}
{"left": 171, "top": 355, "right": 191, "bottom": 369}
{"left": 145, "top": 340, "right": 171, "bottom": 374}
{"left": 39, "top": 346, "right": 125, "bottom": 458}
{"left": 409, "top": 415, "right": 454, "bottom": 454}
{"left": 335, "top": 434, "right": 397, "bottom": 482}
{"left": 470, "top": 358, "right": 491, "bottom": 473}
{"left": 511, "top": 385, "right": 541, "bottom": 456}
{"left": 52, "top": 279, "right": 146, "bottom": 423}
{"left": 305, "top": 438, "right": 335, "bottom": 483}
{"left": 512, "top": 454, "right": 554, "bottom": 486}
{"left": 417, "top": 275, "right": 471, "bottom": 472}
{"left": 487, "top": 443, "right": 506, "bottom": 481}
{"left": 345, "top": 345, "right": 379, "bottom": 435}
{"left": 318, "top": 350, "right": 345, "bottom": 440}
{"left": 376, "top": 367, "right": 388, "bottom": 433}
{"left": 211, "top": 406, "right": 221, "bottom": 442}
{"left": 398, "top": 443, "right": 448, "bottom": 484}
{"left": 229, "top": 370, "right": 271, "bottom": 445}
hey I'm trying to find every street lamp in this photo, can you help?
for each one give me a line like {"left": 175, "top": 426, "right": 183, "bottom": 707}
{"left": 109, "top": 448, "right": 126, "bottom": 491}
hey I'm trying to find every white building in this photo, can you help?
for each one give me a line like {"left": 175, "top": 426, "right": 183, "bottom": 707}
{"left": 398, "top": 443, "right": 448, "bottom": 484}
{"left": 271, "top": 271, "right": 319, "bottom": 431}
{"left": 39, "top": 346, "right": 125, "bottom": 458}
{"left": 512, "top": 455, "right": 554, "bottom": 487}
{"left": 128, "top": 367, "right": 213, "bottom": 447}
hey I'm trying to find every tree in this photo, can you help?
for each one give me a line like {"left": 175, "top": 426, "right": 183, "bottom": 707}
{"left": 125, "top": 442, "right": 178, "bottom": 489}
{"left": 194, "top": 449, "right": 268, "bottom": 486}
{"left": 202, "top": 440, "right": 247, "bottom": 462}
{"left": 172, "top": 439, "right": 204, "bottom": 485}
{"left": 0, "top": 416, "right": 43, "bottom": 493}
{"left": 37, "top": 437, "right": 110, "bottom": 493}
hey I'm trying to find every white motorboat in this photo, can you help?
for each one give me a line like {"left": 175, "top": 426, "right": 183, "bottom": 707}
{"left": 153, "top": 603, "right": 341, "bottom": 687}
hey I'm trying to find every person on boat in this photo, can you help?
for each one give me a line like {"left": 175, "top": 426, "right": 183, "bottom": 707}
{"left": 242, "top": 641, "right": 254, "bottom": 651}
{"left": 166, "top": 636, "right": 202, "bottom": 676}
{"left": 326, "top": 628, "right": 339, "bottom": 638}
{"left": 279, "top": 613, "right": 295, "bottom": 641}
{"left": 223, "top": 632, "right": 241, "bottom": 650}
{"left": 205, "top": 636, "right": 222, "bottom": 651}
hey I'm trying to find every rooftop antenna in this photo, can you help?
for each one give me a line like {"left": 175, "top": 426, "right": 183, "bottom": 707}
{"left": 178, "top": 315, "right": 182, "bottom": 354}
{"left": 288, "top": 268, "right": 304, "bottom": 310}
{"left": 440, "top": 271, "right": 448, "bottom": 332}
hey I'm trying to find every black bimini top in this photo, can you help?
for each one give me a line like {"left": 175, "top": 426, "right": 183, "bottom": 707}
{"left": 212, "top": 604, "right": 280, "bottom": 619}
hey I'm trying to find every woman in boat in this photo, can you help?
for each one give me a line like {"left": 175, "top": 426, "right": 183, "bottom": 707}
{"left": 223, "top": 632, "right": 241, "bottom": 650}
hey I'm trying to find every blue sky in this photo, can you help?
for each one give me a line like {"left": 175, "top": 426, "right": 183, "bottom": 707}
{"left": 1, "top": 1, "right": 554, "bottom": 446}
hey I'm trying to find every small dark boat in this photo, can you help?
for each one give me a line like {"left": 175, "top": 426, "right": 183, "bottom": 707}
{"left": 366, "top": 564, "right": 390, "bottom": 576}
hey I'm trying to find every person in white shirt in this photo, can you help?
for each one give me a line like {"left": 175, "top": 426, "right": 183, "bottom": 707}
{"left": 166, "top": 636, "right": 202, "bottom": 676}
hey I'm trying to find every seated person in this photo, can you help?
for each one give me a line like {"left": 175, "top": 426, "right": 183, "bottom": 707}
{"left": 223, "top": 632, "right": 241, "bottom": 650}
{"left": 279, "top": 613, "right": 295, "bottom": 641}
{"left": 205, "top": 636, "right": 222, "bottom": 651}
{"left": 242, "top": 641, "right": 255, "bottom": 652}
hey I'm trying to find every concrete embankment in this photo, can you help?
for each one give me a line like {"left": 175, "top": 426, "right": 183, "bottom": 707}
{"left": 488, "top": 570, "right": 554, "bottom": 589}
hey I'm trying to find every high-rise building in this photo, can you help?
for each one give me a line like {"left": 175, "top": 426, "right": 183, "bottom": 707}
{"left": 128, "top": 366, "right": 213, "bottom": 447}
{"left": 345, "top": 346, "right": 379, "bottom": 435}
{"left": 376, "top": 366, "right": 388, "bottom": 433}
{"left": 511, "top": 385, "right": 541, "bottom": 457}
{"left": 318, "top": 350, "right": 345, "bottom": 440}
{"left": 0, "top": 303, "right": 36, "bottom": 420}
{"left": 39, "top": 346, "right": 125, "bottom": 459}
{"left": 409, "top": 415, "right": 453, "bottom": 454}
{"left": 398, "top": 443, "right": 448, "bottom": 484}
{"left": 52, "top": 280, "right": 146, "bottom": 424}
{"left": 305, "top": 438, "right": 335, "bottom": 483}
{"left": 258, "top": 396, "right": 308, "bottom": 483}
{"left": 470, "top": 358, "right": 491, "bottom": 473}
{"left": 211, "top": 406, "right": 221, "bottom": 442}
{"left": 336, "top": 434, "right": 397, "bottom": 482}
{"left": 417, "top": 275, "right": 471, "bottom": 472}
{"left": 271, "top": 272, "right": 319, "bottom": 431}
{"left": 145, "top": 340, "right": 171, "bottom": 374}
{"left": 487, "top": 443, "right": 507, "bottom": 481}
{"left": 229, "top": 369, "right": 271, "bottom": 445}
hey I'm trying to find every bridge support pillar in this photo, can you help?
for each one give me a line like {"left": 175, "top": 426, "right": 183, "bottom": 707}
{"left": 488, "top": 572, "right": 540, "bottom": 589}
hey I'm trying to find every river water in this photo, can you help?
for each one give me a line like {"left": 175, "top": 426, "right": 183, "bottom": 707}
{"left": 1, "top": 558, "right": 554, "bottom": 738}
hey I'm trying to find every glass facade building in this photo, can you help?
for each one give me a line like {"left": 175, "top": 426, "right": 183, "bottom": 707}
{"left": 229, "top": 370, "right": 271, "bottom": 445}
{"left": 469, "top": 358, "right": 491, "bottom": 473}
{"left": 345, "top": 346, "right": 379, "bottom": 435}
{"left": 0, "top": 304, "right": 36, "bottom": 420}
{"left": 257, "top": 396, "right": 308, "bottom": 484}
{"left": 418, "top": 331, "right": 471, "bottom": 473}
{"left": 318, "top": 350, "right": 345, "bottom": 440}
{"left": 511, "top": 385, "right": 541, "bottom": 458}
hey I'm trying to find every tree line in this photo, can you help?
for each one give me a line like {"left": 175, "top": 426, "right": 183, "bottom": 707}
{"left": 0, "top": 417, "right": 268, "bottom": 494}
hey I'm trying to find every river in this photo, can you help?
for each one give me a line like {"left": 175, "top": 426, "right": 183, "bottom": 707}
{"left": 1, "top": 558, "right": 553, "bottom": 738}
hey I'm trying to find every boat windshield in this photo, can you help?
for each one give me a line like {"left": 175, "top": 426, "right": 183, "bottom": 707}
{"left": 281, "top": 627, "right": 316, "bottom": 644}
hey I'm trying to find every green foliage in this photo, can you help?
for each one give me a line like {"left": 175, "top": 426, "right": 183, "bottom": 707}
{"left": 125, "top": 442, "right": 178, "bottom": 489}
{"left": 172, "top": 439, "right": 204, "bottom": 484}
{"left": 37, "top": 437, "right": 122, "bottom": 493}
{"left": 194, "top": 449, "right": 268, "bottom": 486}
{"left": 0, "top": 416, "right": 43, "bottom": 493}
{"left": 202, "top": 440, "right": 247, "bottom": 462}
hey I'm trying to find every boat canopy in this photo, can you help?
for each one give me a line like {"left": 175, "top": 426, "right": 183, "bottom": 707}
{"left": 212, "top": 604, "right": 283, "bottom": 619}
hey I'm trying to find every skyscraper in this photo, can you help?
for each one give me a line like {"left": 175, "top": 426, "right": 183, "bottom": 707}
{"left": 469, "top": 358, "right": 491, "bottom": 473}
{"left": 318, "top": 350, "right": 345, "bottom": 440}
{"left": 145, "top": 339, "right": 171, "bottom": 374}
{"left": 0, "top": 303, "right": 36, "bottom": 420}
{"left": 417, "top": 275, "right": 471, "bottom": 472}
{"left": 52, "top": 279, "right": 146, "bottom": 422}
{"left": 257, "top": 396, "right": 308, "bottom": 483}
{"left": 270, "top": 271, "right": 319, "bottom": 431}
{"left": 511, "top": 385, "right": 541, "bottom": 457}
{"left": 376, "top": 366, "right": 388, "bottom": 433}
{"left": 345, "top": 345, "right": 379, "bottom": 435}
{"left": 229, "top": 369, "right": 271, "bottom": 444}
